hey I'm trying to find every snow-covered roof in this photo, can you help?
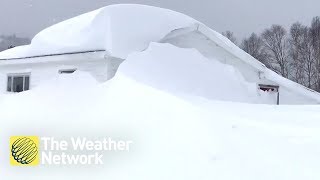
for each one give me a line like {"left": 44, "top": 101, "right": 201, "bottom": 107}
{"left": 0, "top": 45, "right": 30, "bottom": 59}
{"left": 160, "top": 24, "right": 320, "bottom": 103}
{"left": 0, "top": 4, "right": 271, "bottom": 74}
{"left": 0, "top": 4, "right": 196, "bottom": 60}
{"left": 161, "top": 24, "right": 267, "bottom": 72}
{"left": 1, "top": 4, "right": 320, "bottom": 103}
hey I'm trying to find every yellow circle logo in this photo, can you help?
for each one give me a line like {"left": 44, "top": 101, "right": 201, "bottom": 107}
{"left": 11, "top": 137, "right": 38, "bottom": 165}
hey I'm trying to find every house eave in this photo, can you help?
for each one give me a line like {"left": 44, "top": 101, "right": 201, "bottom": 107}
{"left": 0, "top": 49, "right": 106, "bottom": 61}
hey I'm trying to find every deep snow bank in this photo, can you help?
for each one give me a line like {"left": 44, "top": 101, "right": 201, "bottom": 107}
{"left": 118, "top": 43, "right": 274, "bottom": 103}
{"left": 1, "top": 71, "right": 320, "bottom": 180}
{"left": 0, "top": 71, "right": 217, "bottom": 179}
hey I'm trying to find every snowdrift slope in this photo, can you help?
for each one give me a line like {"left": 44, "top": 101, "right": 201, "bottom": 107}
{"left": 0, "top": 59, "right": 320, "bottom": 179}
{"left": 120, "top": 43, "right": 274, "bottom": 103}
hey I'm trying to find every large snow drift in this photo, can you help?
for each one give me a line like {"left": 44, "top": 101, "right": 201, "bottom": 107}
{"left": 0, "top": 34, "right": 319, "bottom": 179}
{"left": 0, "top": 4, "right": 196, "bottom": 59}
{"left": 1, "top": 69, "right": 320, "bottom": 180}
{"left": 120, "top": 43, "right": 273, "bottom": 103}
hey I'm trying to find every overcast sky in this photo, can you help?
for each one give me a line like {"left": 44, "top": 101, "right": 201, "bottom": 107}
{"left": 1, "top": 0, "right": 320, "bottom": 40}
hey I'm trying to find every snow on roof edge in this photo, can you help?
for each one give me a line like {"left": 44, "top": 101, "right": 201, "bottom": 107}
{"left": 197, "top": 23, "right": 320, "bottom": 103}
{"left": 196, "top": 23, "right": 266, "bottom": 72}
{"left": 198, "top": 24, "right": 320, "bottom": 103}
{"left": 161, "top": 23, "right": 320, "bottom": 103}
{"left": 265, "top": 69, "right": 320, "bottom": 103}
{"left": 161, "top": 23, "right": 267, "bottom": 72}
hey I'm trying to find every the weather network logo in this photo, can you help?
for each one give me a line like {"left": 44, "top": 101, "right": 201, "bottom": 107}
{"left": 10, "top": 136, "right": 40, "bottom": 166}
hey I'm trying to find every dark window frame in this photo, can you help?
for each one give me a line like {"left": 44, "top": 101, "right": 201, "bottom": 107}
{"left": 59, "top": 69, "right": 77, "bottom": 74}
{"left": 258, "top": 84, "right": 280, "bottom": 105}
{"left": 7, "top": 73, "right": 31, "bottom": 93}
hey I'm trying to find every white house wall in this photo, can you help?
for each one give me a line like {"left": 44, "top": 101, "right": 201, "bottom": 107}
{"left": 0, "top": 53, "right": 108, "bottom": 93}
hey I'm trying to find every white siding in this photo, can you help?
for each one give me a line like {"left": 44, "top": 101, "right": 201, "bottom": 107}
{"left": 0, "top": 52, "right": 108, "bottom": 93}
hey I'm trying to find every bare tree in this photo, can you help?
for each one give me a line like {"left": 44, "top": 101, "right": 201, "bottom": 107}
{"left": 310, "top": 17, "right": 320, "bottom": 90}
{"left": 236, "top": 17, "right": 320, "bottom": 92}
{"left": 222, "top": 31, "right": 237, "bottom": 45}
{"left": 261, "top": 25, "right": 290, "bottom": 78}
{"left": 289, "top": 22, "right": 315, "bottom": 88}
{"left": 0, "top": 34, "right": 30, "bottom": 52}
{"left": 241, "top": 33, "right": 269, "bottom": 66}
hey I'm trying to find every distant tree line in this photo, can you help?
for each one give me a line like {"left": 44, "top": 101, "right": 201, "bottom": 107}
{"left": 222, "top": 17, "right": 320, "bottom": 92}
{"left": 0, "top": 34, "right": 30, "bottom": 52}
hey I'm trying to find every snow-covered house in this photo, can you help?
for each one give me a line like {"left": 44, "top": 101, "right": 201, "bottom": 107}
{"left": 0, "top": 4, "right": 319, "bottom": 104}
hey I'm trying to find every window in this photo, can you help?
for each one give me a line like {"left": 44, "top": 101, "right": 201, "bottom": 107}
{"left": 258, "top": 84, "right": 280, "bottom": 105}
{"left": 258, "top": 84, "right": 279, "bottom": 92}
{"left": 59, "top": 69, "right": 76, "bottom": 74}
{"left": 7, "top": 74, "right": 30, "bottom": 93}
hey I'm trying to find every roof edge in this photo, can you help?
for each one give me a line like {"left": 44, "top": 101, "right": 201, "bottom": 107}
{"left": 0, "top": 50, "right": 106, "bottom": 61}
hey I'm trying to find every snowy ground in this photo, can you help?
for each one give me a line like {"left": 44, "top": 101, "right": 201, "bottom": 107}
{"left": 1, "top": 71, "right": 320, "bottom": 179}
{"left": 1, "top": 43, "right": 320, "bottom": 179}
